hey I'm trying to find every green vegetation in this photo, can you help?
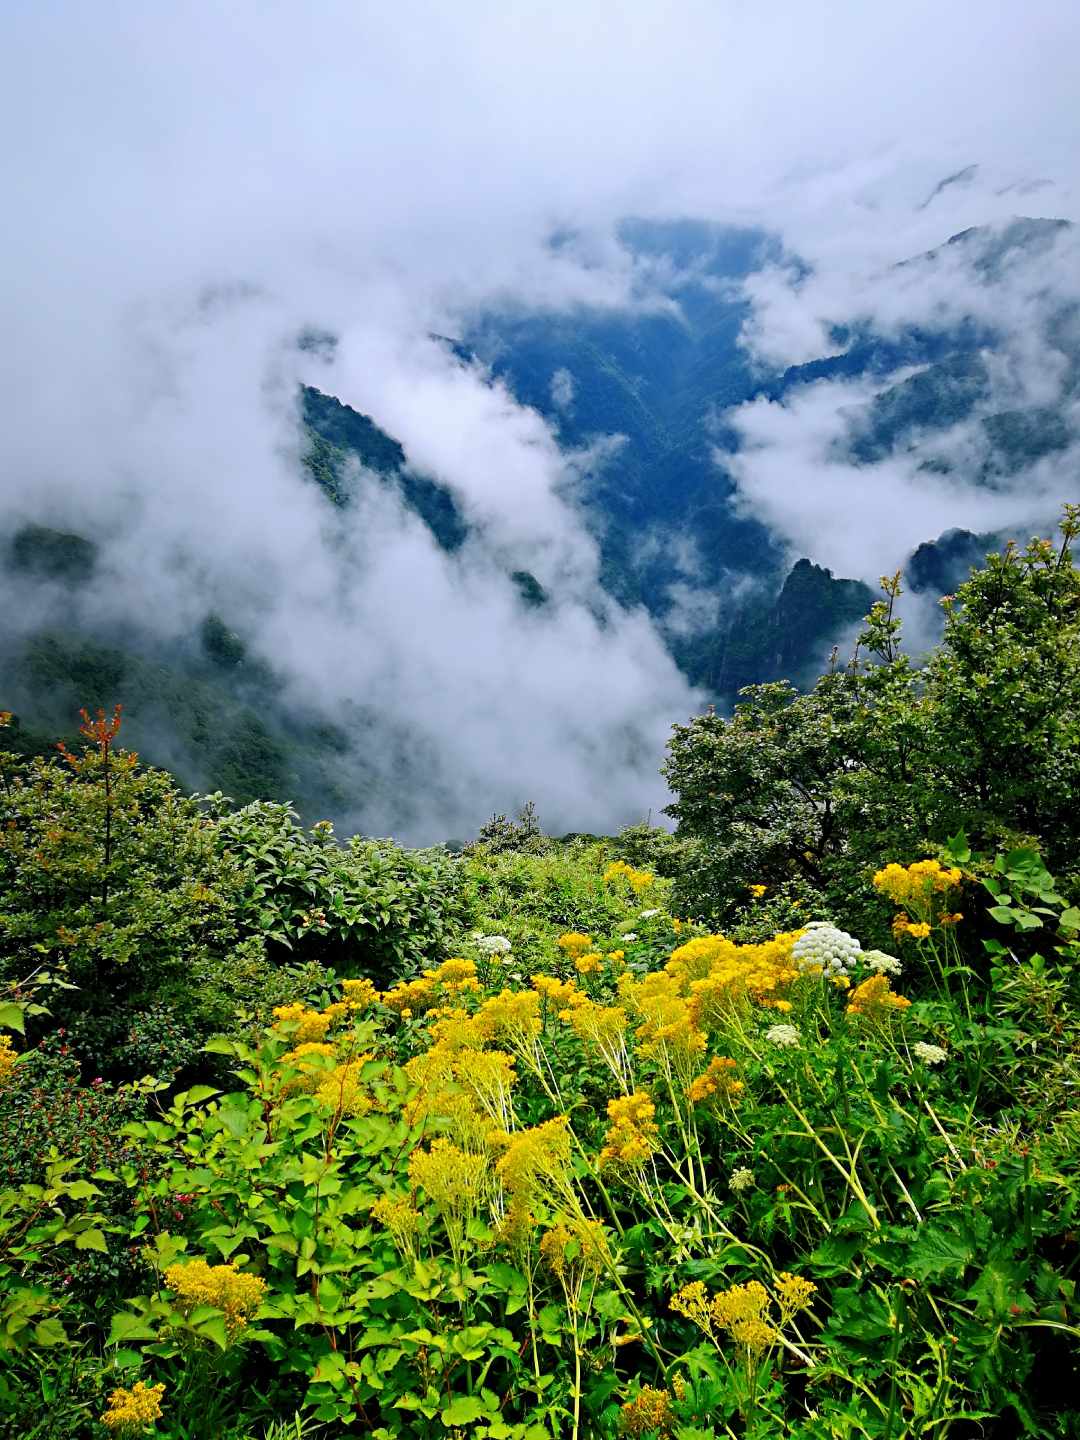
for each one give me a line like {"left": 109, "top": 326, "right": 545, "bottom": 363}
{"left": 4, "top": 513, "right": 1080, "bottom": 1437}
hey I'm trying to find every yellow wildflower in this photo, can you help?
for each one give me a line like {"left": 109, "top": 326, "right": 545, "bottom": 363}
{"left": 774, "top": 1271, "right": 817, "bottom": 1324}
{"left": 575, "top": 952, "right": 604, "bottom": 975}
{"left": 557, "top": 932, "right": 593, "bottom": 960}
{"left": 710, "top": 1280, "right": 779, "bottom": 1354}
{"left": 342, "top": 976, "right": 378, "bottom": 1010}
{"left": 494, "top": 1116, "right": 574, "bottom": 1208}
{"left": 473, "top": 988, "right": 542, "bottom": 1045}
{"left": 425, "top": 1006, "right": 485, "bottom": 1054}
{"left": 540, "top": 1219, "right": 608, "bottom": 1284}
{"left": 451, "top": 1048, "right": 518, "bottom": 1128}
{"left": 748, "top": 884, "right": 767, "bottom": 898}
{"left": 163, "top": 1259, "right": 267, "bottom": 1344}
{"left": 0, "top": 1035, "right": 16, "bottom": 1088}
{"left": 381, "top": 958, "right": 481, "bottom": 1017}
{"left": 603, "top": 860, "right": 655, "bottom": 894}
{"left": 272, "top": 1004, "right": 330, "bottom": 1044}
{"left": 685, "top": 1055, "right": 743, "bottom": 1107}
{"left": 874, "top": 860, "right": 962, "bottom": 930}
{"left": 559, "top": 998, "right": 632, "bottom": 1088}
{"left": 314, "top": 1054, "right": 376, "bottom": 1117}
{"left": 531, "top": 974, "right": 579, "bottom": 1009}
{"left": 599, "top": 1092, "right": 659, "bottom": 1173}
{"left": 670, "top": 1279, "right": 713, "bottom": 1334}
{"left": 847, "top": 974, "right": 912, "bottom": 1021}
{"left": 101, "top": 1380, "right": 165, "bottom": 1437}
{"left": 371, "top": 1195, "right": 421, "bottom": 1258}
{"left": 408, "top": 1137, "right": 489, "bottom": 1220}
{"left": 618, "top": 1386, "right": 673, "bottom": 1437}
{"left": 278, "top": 1041, "right": 337, "bottom": 1094}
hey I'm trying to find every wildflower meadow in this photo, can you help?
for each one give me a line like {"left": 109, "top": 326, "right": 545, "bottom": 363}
{"left": 4, "top": 514, "right": 1080, "bottom": 1438}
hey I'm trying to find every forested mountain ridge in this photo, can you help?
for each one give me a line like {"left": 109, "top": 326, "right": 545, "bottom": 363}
{"left": 0, "top": 215, "right": 1074, "bottom": 820}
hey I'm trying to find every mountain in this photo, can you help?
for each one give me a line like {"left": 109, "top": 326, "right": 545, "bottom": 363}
{"left": 2, "top": 215, "right": 1073, "bottom": 823}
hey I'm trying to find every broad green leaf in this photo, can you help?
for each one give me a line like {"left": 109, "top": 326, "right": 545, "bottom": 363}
{"left": 32, "top": 1318, "right": 67, "bottom": 1347}
{"left": 442, "top": 1396, "right": 488, "bottom": 1426}
{"left": 907, "top": 1224, "right": 975, "bottom": 1280}
{"left": 74, "top": 1229, "right": 108, "bottom": 1253}
{"left": 109, "top": 1311, "right": 158, "bottom": 1345}
{"left": 0, "top": 1003, "right": 25, "bottom": 1034}
{"left": 183, "top": 1085, "right": 221, "bottom": 1104}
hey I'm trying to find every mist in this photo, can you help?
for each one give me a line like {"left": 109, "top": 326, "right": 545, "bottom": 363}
{"left": 1, "top": 0, "right": 1078, "bottom": 839}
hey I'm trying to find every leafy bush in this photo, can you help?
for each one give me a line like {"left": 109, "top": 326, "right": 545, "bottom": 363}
{"left": 0, "top": 716, "right": 471, "bottom": 1081}
{"left": 663, "top": 508, "right": 1080, "bottom": 926}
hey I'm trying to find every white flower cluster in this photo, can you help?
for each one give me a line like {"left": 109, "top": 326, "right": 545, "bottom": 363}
{"left": 862, "top": 950, "right": 903, "bottom": 977}
{"left": 640, "top": 909, "right": 660, "bottom": 919}
{"left": 475, "top": 934, "right": 512, "bottom": 956}
{"left": 913, "top": 1041, "right": 947, "bottom": 1065}
{"left": 765, "top": 1024, "right": 802, "bottom": 1049}
{"left": 791, "top": 922, "right": 861, "bottom": 976}
{"left": 730, "top": 1167, "right": 756, "bottom": 1193}
{"left": 620, "top": 933, "right": 638, "bottom": 942}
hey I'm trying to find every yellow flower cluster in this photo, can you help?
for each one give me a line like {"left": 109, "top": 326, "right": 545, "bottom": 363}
{"left": 874, "top": 859, "right": 962, "bottom": 938}
{"left": 371, "top": 1195, "right": 420, "bottom": 1257}
{"left": 272, "top": 1003, "right": 332, "bottom": 1045}
{"left": 557, "top": 994, "right": 631, "bottom": 1086}
{"left": 540, "top": 1218, "right": 608, "bottom": 1282}
{"left": 313, "top": 1053, "right": 376, "bottom": 1116}
{"left": 618, "top": 1385, "right": 673, "bottom": 1438}
{"left": 494, "top": 1116, "right": 574, "bottom": 1210}
{"left": 277, "top": 1040, "right": 337, "bottom": 1096}
{"left": 671, "top": 1272, "right": 815, "bottom": 1357}
{"left": 163, "top": 1259, "right": 268, "bottom": 1344}
{"left": 619, "top": 970, "right": 708, "bottom": 1082}
{"left": 407, "top": 1137, "right": 489, "bottom": 1219}
{"left": 603, "top": 860, "right": 655, "bottom": 894}
{"left": 600, "top": 1092, "right": 659, "bottom": 1173}
{"left": 664, "top": 931, "right": 804, "bottom": 1021}
{"left": 846, "top": 974, "right": 912, "bottom": 1021}
{"left": 532, "top": 973, "right": 579, "bottom": 1009}
{"left": 450, "top": 1047, "right": 518, "bottom": 1128}
{"left": 101, "top": 1380, "right": 165, "bottom": 1436}
{"left": 557, "top": 932, "right": 593, "bottom": 960}
{"left": 341, "top": 977, "right": 378, "bottom": 1010}
{"left": 0, "top": 1035, "right": 15, "bottom": 1088}
{"left": 575, "top": 952, "right": 604, "bottom": 975}
{"left": 382, "top": 958, "right": 482, "bottom": 1016}
{"left": 685, "top": 1055, "right": 743, "bottom": 1107}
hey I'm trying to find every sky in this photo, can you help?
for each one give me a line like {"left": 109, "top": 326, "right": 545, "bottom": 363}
{"left": 0, "top": 0, "right": 1077, "bottom": 839}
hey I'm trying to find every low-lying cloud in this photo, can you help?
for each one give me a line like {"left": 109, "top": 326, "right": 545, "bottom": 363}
{"left": 1, "top": 0, "right": 1078, "bottom": 838}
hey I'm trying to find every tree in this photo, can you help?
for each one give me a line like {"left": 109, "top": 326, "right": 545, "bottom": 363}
{"left": 663, "top": 506, "right": 1080, "bottom": 920}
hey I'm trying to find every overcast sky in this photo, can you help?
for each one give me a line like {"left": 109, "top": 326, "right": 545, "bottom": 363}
{"left": 0, "top": 0, "right": 1077, "bottom": 838}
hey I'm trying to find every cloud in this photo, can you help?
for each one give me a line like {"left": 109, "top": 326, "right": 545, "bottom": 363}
{"left": 0, "top": 0, "right": 1078, "bottom": 837}
{"left": 726, "top": 219, "right": 1080, "bottom": 584}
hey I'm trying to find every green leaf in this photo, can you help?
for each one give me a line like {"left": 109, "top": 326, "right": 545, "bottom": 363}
{"left": 442, "top": 1396, "right": 488, "bottom": 1426}
{"left": 907, "top": 1224, "right": 975, "bottom": 1281}
{"left": 74, "top": 1229, "right": 108, "bottom": 1253}
{"left": 32, "top": 1318, "right": 67, "bottom": 1347}
{"left": 109, "top": 1311, "right": 158, "bottom": 1345}
{"left": 183, "top": 1085, "right": 221, "bottom": 1104}
{"left": 0, "top": 1002, "right": 26, "bottom": 1034}
{"left": 192, "top": 1311, "right": 229, "bottom": 1350}
{"left": 946, "top": 829, "right": 971, "bottom": 864}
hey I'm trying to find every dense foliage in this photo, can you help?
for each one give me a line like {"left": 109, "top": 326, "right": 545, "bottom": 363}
{"left": 5, "top": 514, "right": 1080, "bottom": 1438}
{"left": 663, "top": 509, "right": 1080, "bottom": 928}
